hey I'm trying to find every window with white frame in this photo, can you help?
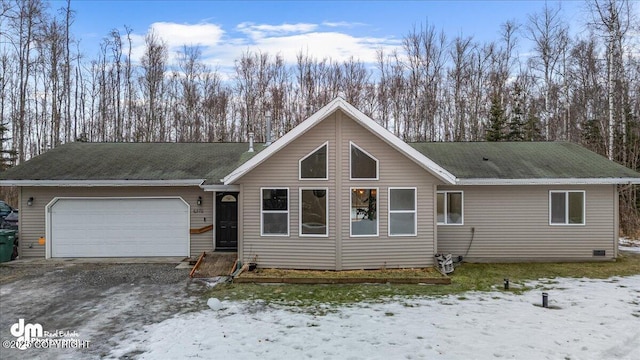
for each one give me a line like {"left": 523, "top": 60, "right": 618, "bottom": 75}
{"left": 351, "top": 188, "right": 378, "bottom": 236}
{"left": 261, "top": 188, "right": 289, "bottom": 235}
{"left": 350, "top": 142, "right": 378, "bottom": 180}
{"left": 299, "top": 142, "right": 328, "bottom": 180}
{"left": 550, "top": 190, "right": 585, "bottom": 225}
{"left": 389, "top": 188, "right": 417, "bottom": 236}
{"left": 437, "top": 191, "right": 463, "bottom": 225}
{"left": 300, "top": 188, "right": 328, "bottom": 236}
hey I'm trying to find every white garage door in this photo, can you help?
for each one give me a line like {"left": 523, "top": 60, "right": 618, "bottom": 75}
{"left": 50, "top": 198, "right": 189, "bottom": 257}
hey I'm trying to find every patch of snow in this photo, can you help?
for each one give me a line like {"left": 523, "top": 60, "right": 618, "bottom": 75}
{"left": 194, "top": 276, "right": 228, "bottom": 287}
{"left": 619, "top": 237, "right": 640, "bottom": 253}
{"left": 108, "top": 275, "right": 640, "bottom": 360}
{"left": 207, "top": 297, "right": 224, "bottom": 311}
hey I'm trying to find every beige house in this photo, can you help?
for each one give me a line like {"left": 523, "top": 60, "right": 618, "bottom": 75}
{"left": 1, "top": 98, "right": 639, "bottom": 268}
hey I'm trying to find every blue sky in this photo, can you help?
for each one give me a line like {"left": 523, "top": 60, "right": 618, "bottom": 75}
{"left": 59, "top": 0, "right": 585, "bottom": 70}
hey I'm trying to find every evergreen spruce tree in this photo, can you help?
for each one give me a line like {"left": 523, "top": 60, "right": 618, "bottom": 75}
{"left": 486, "top": 94, "right": 506, "bottom": 142}
{"left": 523, "top": 114, "right": 543, "bottom": 142}
{"left": 0, "top": 120, "right": 16, "bottom": 171}
{"left": 507, "top": 85, "right": 525, "bottom": 141}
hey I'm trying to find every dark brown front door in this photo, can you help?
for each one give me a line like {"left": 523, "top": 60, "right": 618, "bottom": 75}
{"left": 216, "top": 192, "right": 238, "bottom": 250}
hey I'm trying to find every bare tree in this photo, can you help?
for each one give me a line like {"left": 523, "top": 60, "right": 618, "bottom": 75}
{"left": 138, "top": 30, "right": 167, "bottom": 141}
{"left": 587, "top": 0, "right": 632, "bottom": 160}
{"left": 526, "top": 2, "right": 568, "bottom": 141}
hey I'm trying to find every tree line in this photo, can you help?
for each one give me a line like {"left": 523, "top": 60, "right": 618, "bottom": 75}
{"left": 0, "top": 0, "right": 638, "bottom": 233}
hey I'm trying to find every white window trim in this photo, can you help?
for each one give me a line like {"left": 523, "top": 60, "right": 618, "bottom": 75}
{"left": 349, "top": 141, "right": 379, "bottom": 180}
{"left": 437, "top": 190, "right": 464, "bottom": 226}
{"left": 299, "top": 141, "right": 329, "bottom": 181}
{"left": 549, "top": 190, "right": 586, "bottom": 226}
{"left": 350, "top": 187, "right": 379, "bottom": 237}
{"left": 260, "top": 187, "right": 290, "bottom": 236}
{"left": 299, "top": 187, "right": 329, "bottom": 237}
{"left": 388, "top": 187, "right": 417, "bottom": 237}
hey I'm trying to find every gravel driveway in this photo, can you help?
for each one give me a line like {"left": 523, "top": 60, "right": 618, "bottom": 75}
{"left": 0, "top": 262, "right": 209, "bottom": 359}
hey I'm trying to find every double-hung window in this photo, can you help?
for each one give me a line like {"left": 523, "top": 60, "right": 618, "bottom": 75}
{"left": 549, "top": 191, "right": 585, "bottom": 225}
{"left": 261, "top": 188, "right": 289, "bottom": 236}
{"left": 437, "top": 191, "right": 463, "bottom": 225}
{"left": 389, "top": 188, "right": 417, "bottom": 236}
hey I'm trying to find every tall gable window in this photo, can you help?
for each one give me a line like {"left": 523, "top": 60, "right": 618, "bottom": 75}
{"left": 350, "top": 142, "right": 378, "bottom": 180}
{"left": 299, "top": 142, "right": 328, "bottom": 180}
{"left": 550, "top": 191, "right": 585, "bottom": 225}
{"left": 300, "top": 188, "right": 328, "bottom": 236}
{"left": 351, "top": 188, "right": 378, "bottom": 236}
{"left": 261, "top": 188, "right": 289, "bottom": 236}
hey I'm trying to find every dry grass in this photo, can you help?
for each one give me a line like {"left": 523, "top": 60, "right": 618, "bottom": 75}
{"left": 191, "top": 252, "right": 236, "bottom": 278}
{"left": 239, "top": 267, "right": 445, "bottom": 279}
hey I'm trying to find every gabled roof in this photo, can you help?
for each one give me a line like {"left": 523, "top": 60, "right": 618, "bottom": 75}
{"left": 1, "top": 99, "right": 638, "bottom": 187}
{"left": 0, "top": 142, "right": 260, "bottom": 186}
{"left": 223, "top": 97, "right": 457, "bottom": 185}
{"left": 411, "top": 142, "right": 640, "bottom": 185}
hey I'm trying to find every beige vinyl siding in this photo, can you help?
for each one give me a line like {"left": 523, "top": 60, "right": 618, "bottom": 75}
{"left": 238, "top": 114, "right": 338, "bottom": 269}
{"left": 19, "top": 186, "right": 212, "bottom": 258}
{"left": 339, "top": 112, "right": 438, "bottom": 269}
{"left": 437, "top": 185, "right": 617, "bottom": 261}
{"left": 237, "top": 110, "right": 440, "bottom": 270}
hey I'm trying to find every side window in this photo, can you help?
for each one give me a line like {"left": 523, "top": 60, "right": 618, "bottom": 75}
{"left": 350, "top": 142, "right": 378, "bottom": 180}
{"left": 389, "top": 188, "right": 417, "bottom": 236}
{"left": 550, "top": 191, "right": 585, "bottom": 225}
{"left": 350, "top": 188, "right": 378, "bottom": 236}
{"left": 437, "top": 191, "right": 463, "bottom": 225}
{"left": 261, "top": 188, "right": 289, "bottom": 236}
{"left": 299, "top": 142, "right": 328, "bottom": 180}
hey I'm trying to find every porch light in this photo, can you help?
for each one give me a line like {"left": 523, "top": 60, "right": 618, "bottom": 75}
{"left": 27, "top": 197, "right": 34, "bottom": 206}
{"left": 197, "top": 196, "right": 202, "bottom": 206}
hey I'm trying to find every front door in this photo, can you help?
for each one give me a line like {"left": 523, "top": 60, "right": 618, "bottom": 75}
{"left": 216, "top": 192, "right": 238, "bottom": 250}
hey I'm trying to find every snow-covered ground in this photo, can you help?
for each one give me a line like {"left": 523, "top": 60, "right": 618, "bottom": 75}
{"left": 108, "top": 275, "right": 640, "bottom": 360}
{"left": 620, "top": 237, "right": 640, "bottom": 253}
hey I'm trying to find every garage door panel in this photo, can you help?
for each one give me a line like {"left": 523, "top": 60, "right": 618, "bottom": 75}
{"left": 50, "top": 198, "right": 189, "bottom": 257}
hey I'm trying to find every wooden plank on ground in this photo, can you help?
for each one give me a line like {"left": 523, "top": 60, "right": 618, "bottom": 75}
{"left": 233, "top": 277, "right": 451, "bottom": 285}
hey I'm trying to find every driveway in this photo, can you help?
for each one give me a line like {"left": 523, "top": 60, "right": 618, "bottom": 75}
{"left": 0, "top": 262, "right": 210, "bottom": 360}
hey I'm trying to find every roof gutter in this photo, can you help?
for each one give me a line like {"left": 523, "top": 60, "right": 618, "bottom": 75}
{"left": 456, "top": 178, "right": 640, "bottom": 185}
{"left": 0, "top": 179, "right": 206, "bottom": 187}
{"left": 201, "top": 184, "right": 241, "bottom": 192}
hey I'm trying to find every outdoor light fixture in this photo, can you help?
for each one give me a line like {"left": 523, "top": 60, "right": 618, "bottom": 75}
{"left": 197, "top": 196, "right": 202, "bottom": 206}
{"left": 27, "top": 197, "right": 34, "bottom": 206}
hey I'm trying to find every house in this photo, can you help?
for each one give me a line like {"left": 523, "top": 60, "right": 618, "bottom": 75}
{"left": 1, "top": 98, "right": 639, "bottom": 269}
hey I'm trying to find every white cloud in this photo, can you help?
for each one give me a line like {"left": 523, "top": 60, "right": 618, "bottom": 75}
{"left": 237, "top": 22, "right": 318, "bottom": 39}
{"left": 153, "top": 22, "right": 225, "bottom": 48}
{"left": 322, "top": 21, "right": 366, "bottom": 28}
{"left": 128, "top": 21, "right": 402, "bottom": 75}
{"left": 244, "top": 31, "right": 399, "bottom": 63}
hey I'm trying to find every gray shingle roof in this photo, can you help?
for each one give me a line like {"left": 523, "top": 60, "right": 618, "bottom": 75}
{"left": 0, "top": 142, "right": 260, "bottom": 185}
{"left": 0, "top": 141, "right": 637, "bottom": 185}
{"left": 409, "top": 141, "right": 640, "bottom": 180}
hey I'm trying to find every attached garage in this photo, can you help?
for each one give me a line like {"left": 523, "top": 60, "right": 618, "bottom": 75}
{"left": 47, "top": 197, "right": 189, "bottom": 258}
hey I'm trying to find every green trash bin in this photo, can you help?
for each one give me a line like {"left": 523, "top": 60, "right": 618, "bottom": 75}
{"left": 0, "top": 229, "right": 16, "bottom": 262}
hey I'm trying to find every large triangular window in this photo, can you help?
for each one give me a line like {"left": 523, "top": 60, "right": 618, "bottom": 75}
{"left": 350, "top": 142, "right": 378, "bottom": 180}
{"left": 299, "top": 142, "right": 328, "bottom": 180}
